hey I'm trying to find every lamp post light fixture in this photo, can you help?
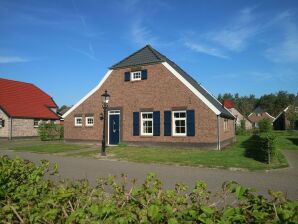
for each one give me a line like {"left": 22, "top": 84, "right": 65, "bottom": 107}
{"left": 100, "top": 90, "right": 110, "bottom": 156}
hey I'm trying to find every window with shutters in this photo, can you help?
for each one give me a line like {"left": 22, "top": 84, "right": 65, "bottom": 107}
{"left": 0, "top": 118, "right": 3, "bottom": 128}
{"left": 131, "top": 71, "right": 141, "bottom": 81}
{"left": 172, "top": 111, "right": 186, "bottom": 136}
{"left": 141, "top": 112, "right": 153, "bottom": 136}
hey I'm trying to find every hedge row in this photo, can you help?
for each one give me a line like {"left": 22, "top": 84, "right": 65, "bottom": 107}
{"left": 0, "top": 156, "right": 297, "bottom": 223}
{"left": 38, "top": 123, "right": 64, "bottom": 141}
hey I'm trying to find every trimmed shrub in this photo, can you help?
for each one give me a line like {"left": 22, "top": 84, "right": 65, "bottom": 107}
{"left": 38, "top": 123, "right": 64, "bottom": 141}
{"left": 259, "top": 118, "right": 272, "bottom": 133}
{"left": 0, "top": 156, "right": 297, "bottom": 223}
{"left": 236, "top": 120, "right": 252, "bottom": 135}
{"left": 259, "top": 133, "right": 277, "bottom": 164}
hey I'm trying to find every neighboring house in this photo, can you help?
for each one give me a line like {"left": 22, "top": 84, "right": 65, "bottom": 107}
{"left": 63, "top": 45, "right": 235, "bottom": 149}
{"left": 223, "top": 100, "right": 252, "bottom": 130}
{"left": 273, "top": 99, "right": 298, "bottom": 130}
{"left": 57, "top": 106, "right": 71, "bottom": 125}
{"left": 0, "top": 78, "right": 60, "bottom": 139}
{"left": 248, "top": 106, "right": 275, "bottom": 128}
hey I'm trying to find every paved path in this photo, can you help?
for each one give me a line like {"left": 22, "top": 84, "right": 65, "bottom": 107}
{"left": 0, "top": 149, "right": 297, "bottom": 200}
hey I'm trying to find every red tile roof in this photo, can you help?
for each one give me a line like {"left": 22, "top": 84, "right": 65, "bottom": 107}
{"left": 0, "top": 78, "right": 59, "bottom": 119}
{"left": 223, "top": 99, "right": 233, "bottom": 109}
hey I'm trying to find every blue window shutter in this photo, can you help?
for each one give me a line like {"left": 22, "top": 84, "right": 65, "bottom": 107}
{"left": 153, "top": 111, "right": 160, "bottom": 136}
{"left": 133, "top": 112, "right": 139, "bottom": 136}
{"left": 141, "top": 69, "right": 147, "bottom": 80}
{"left": 164, "top": 111, "right": 171, "bottom": 136}
{"left": 187, "top": 110, "right": 195, "bottom": 136}
{"left": 1, "top": 120, "right": 4, "bottom": 127}
{"left": 124, "top": 72, "right": 130, "bottom": 81}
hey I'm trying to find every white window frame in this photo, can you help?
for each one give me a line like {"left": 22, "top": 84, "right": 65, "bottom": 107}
{"left": 224, "top": 119, "right": 228, "bottom": 131}
{"left": 172, "top": 111, "right": 187, "bottom": 136}
{"left": 75, "top": 117, "right": 83, "bottom": 126}
{"left": 131, "top": 71, "right": 141, "bottom": 81}
{"left": 85, "top": 116, "right": 94, "bottom": 127}
{"left": 141, "top": 112, "right": 153, "bottom": 136}
{"left": 33, "top": 119, "right": 40, "bottom": 128}
{"left": 0, "top": 118, "right": 3, "bottom": 128}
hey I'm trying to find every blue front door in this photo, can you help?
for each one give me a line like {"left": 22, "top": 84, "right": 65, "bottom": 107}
{"left": 109, "top": 114, "right": 120, "bottom": 145}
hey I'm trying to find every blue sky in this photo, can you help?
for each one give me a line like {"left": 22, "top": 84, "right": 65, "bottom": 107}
{"left": 0, "top": 0, "right": 297, "bottom": 107}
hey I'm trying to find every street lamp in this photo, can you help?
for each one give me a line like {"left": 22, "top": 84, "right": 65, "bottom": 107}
{"left": 100, "top": 90, "right": 110, "bottom": 156}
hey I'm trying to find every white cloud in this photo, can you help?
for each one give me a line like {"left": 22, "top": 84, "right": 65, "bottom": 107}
{"left": 0, "top": 56, "right": 30, "bottom": 63}
{"left": 130, "top": 20, "right": 158, "bottom": 46}
{"left": 207, "top": 6, "right": 260, "bottom": 52}
{"left": 184, "top": 41, "right": 228, "bottom": 59}
{"left": 265, "top": 22, "right": 298, "bottom": 63}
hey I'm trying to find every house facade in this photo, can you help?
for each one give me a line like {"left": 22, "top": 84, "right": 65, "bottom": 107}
{"left": 273, "top": 100, "right": 298, "bottom": 130}
{"left": 63, "top": 45, "right": 235, "bottom": 149}
{"left": 223, "top": 100, "right": 252, "bottom": 130}
{"left": 0, "top": 78, "right": 60, "bottom": 139}
{"left": 248, "top": 106, "right": 275, "bottom": 128}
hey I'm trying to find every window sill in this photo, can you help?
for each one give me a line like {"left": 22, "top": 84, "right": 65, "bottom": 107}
{"left": 140, "top": 135, "right": 153, "bottom": 138}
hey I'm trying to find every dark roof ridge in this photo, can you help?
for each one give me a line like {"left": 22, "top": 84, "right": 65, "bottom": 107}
{"left": 110, "top": 45, "right": 163, "bottom": 69}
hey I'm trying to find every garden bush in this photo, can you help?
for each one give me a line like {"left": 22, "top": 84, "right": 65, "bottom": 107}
{"left": 259, "top": 118, "right": 273, "bottom": 133}
{"left": 38, "top": 123, "right": 64, "bottom": 141}
{"left": 1, "top": 156, "right": 297, "bottom": 223}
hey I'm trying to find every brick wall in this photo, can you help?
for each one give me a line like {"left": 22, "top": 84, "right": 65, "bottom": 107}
{"left": 11, "top": 118, "right": 38, "bottom": 137}
{"left": 64, "top": 63, "right": 235, "bottom": 146}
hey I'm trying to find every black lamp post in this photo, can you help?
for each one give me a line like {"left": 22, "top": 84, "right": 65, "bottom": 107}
{"left": 100, "top": 90, "right": 110, "bottom": 156}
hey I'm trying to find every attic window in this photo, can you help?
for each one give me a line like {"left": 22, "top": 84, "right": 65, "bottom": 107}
{"left": 131, "top": 71, "right": 141, "bottom": 81}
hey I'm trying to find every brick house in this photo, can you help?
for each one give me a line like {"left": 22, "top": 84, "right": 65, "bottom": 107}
{"left": 0, "top": 78, "right": 60, "bottom": 139}
{"left": 223, "top": 100, "right": 252, "bottom": 129}
{"left": 248, "top": 106, "right": 275, "bottom": 128}
{"left": 273, "top": 98, "right": 298, "bottom": 130}
{"left": 63, "top": 45, "right": 235, "bottom": 149}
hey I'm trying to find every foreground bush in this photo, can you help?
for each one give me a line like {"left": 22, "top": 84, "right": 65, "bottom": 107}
{"left": 0, "top": 156, "right": 297, "bottom": 223}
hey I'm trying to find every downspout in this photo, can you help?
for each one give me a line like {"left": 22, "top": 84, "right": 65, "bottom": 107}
{"left": 9, "top": 116, "right": 12, "bottom": 140}
{"left": 217, "top": 115, "right": 220, "bottom": 150}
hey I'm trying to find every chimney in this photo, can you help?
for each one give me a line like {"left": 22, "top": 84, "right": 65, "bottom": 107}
{"left": 223, "top": 99, "right": 233, "bottom": 109}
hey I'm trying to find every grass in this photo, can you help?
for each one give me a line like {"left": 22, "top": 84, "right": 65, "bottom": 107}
{"left": 2, "top": 130, "right": 297, "bottom": 170}
{"left": 12, "top": 143, "right": 89, "bottom": 154}
{"left": 274, "top": 131, "right": 298, "bottom": 151}
{"left": 104, "top": 135, "right": 290, "bottom": 170}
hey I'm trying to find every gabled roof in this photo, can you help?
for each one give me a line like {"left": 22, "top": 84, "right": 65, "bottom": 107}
{"left": 111, "top": 45, "right": 233, "bottom": 118}
{"left": 273, "top": 106, "right": 289, "bottom": 122}
{"left": 0, "top": 78, "right": 59, "bottom": 119}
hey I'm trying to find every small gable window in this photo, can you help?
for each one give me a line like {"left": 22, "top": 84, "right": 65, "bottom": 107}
{"left": 86, "top": 116, "right": 94, "bottom": 127}
{"left": 75, "top": 117, "right": 82, "bottom": 126}
{"left": 131, "top": 71, "right": 141, "bottom": 81}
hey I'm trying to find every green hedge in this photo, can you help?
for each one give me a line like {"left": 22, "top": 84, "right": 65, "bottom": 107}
{"left": 38, "top": 123, "right": 64, "bottom": 141}
{"left": 0, "top": 156, "right": 297, "bottom": 223}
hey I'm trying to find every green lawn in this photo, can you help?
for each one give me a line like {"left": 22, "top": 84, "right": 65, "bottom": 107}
{"left": 104, "top": 135, "right": 289, "bottom": 170}
{"left": 2, "top": 131, "right": 297, "bottom": 170}
{"left": 275, "top": 131, "right": 298, "bottom": 150}
{"left": 4, "top": 140, "right": 90, "bottom": 153}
